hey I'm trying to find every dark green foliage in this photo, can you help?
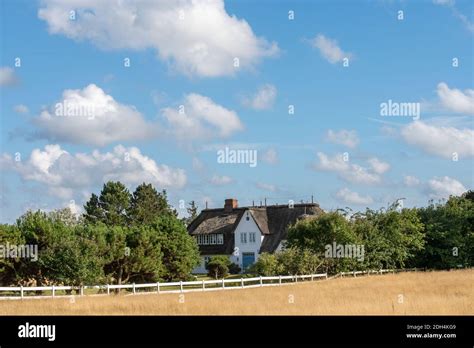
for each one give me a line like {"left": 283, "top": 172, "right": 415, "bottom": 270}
{"left": 206, "top": 255, "right": 231, "bottom": 279}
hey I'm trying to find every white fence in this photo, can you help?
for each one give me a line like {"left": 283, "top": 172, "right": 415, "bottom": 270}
{"left": 0, "top": 268, "right": 426, "bottom": 300}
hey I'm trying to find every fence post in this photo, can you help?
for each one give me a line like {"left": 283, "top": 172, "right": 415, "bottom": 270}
{"left": 157, "top": 282, "right": 160, "bottom": 294}
{"left": 259, "top": 276, "right": 263, "bottom": 287}
{"left": 353, "top": 271, "right": 356, "bottom": 278}
{"left": 241, "top": 278, "right": 244, "bottom": 288}
{"left": 52, "top": 285, "right": 55, "bottom": 298}
{"left": 279, "top": 275, "right": 282, "bottom": 285}
{"left": 325, "top": 273, "right": 328, "bottom": 280}
{"left": 311, "top": 274, "right": 314, "bottom": 281}
{"left": 222, "top": 279, "right": 225, "bottom": 289}
{"left": 202, "top": 280, "right": 205, "bottom": 291}
{"left": 133, "top": 283, "right": 136, "bottom": 294}
{"left": 80, "top": 286, "right": 84, "bottom": 296}
{"left": 295, "top": 275, "right": 298, "bottom": 283}
{"left": 20, "top": 285, "right": 24, "bottom": 299}
{"left": 180, "top": 281, "right": 183, "bottom": 293}
{"left": 107, "top": 284, "right": 110, "bottom": 295}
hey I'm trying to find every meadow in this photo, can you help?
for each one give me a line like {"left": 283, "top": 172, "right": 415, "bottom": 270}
{"left": 0, "top": 269, "right": 472, "bottom": 315}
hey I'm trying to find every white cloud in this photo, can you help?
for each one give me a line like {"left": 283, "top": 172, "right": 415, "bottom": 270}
{"left": 314, "top": 152, "right": 385, "bottom": 185}
{"left": 404, "top": 175, "right": 421, "bottom": 187}
{"left": 336, "top": 188, "right": 373, "bottom": 205}
{"left": 433, "top": 0, "right": 455, "bottom": 5}
{"left": 261, "top": 148, "right": 278, "bottom": 164}
{"left": 326, "top": 129, "right": 359, "bottom": 148}
{"left": 367, "top": 157, "right": 390, "bottom": 174}
{"left": 256, "top": 182, "right": 278, "bottom": 192}
{"left": 38, "top": 0, "right": 278, "bottom": 78}
{"left": 0, "top": 67, "right": 17, "bottom": 86}
{"left": 1, "top": 144, "right": 186, "bottom": 199}
{"left": 14, "top": 104, "right": 29, "bottom": 114}
{"left": 427, "top": 176, "right": 466, "bottom": 199}
{"left": 243, "top": 84, "right": 277, "bottom": 110}
{"left": 32, "top": 84, "right": 159, "bottom": 146}
{"left": 436, "top": 82, "right": 474, "bottom": 114}
{"left": 210, "top": 175, "right": 233, "bottom": 185}
{"left": 400, "top": 121, "right": 474, "bottom": 158}
{"left": 162, "top": 93, "right": 243, "bottom": 141}
{"left": 309, "top": 34, "right": 351, "bottom": 64}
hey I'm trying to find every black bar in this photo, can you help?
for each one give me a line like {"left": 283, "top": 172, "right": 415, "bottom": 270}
{"left": 0, "top": 316, "right": 472, "bottom": 346}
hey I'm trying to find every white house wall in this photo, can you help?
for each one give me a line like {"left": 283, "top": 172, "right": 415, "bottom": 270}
{"left": 233, "top": 209, "right": 263, "bottom": 270}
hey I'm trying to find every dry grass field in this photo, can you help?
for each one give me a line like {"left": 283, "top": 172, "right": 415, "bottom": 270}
{"left": 0, "top": 270, "right": 472, "bottom": 315}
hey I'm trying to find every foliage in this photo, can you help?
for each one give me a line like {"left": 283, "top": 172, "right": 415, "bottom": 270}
{"left": 206, "top": 255, "right": 231, "bottom": 279}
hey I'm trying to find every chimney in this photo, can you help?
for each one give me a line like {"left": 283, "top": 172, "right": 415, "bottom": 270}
{"left": 224, "top": 198, "right": 238, "bottom": 212}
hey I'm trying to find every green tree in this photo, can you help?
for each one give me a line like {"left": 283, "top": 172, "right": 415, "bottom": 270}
{"left": 250, "top": 252, "right": 280, "bottom": 276}
{"left": 83, "top": 181, "right": 131, "bottom": 226}
{"left": 129, "top": 183, "right": 173, "bottom": 225}
{"left": 206, "top": 255, "right": 231, "bottom": 279}
{"left": 151, "top": 215, "right": 200, "bottom": 281}
{"left": 182, "top": 200, "right": 199, "bottom": 226}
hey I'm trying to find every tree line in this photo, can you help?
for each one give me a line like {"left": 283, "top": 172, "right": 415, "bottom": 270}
{"left": 0, "top": 182, "right": 200, "bottom": 286}
{"left": 250, "top": 191, "right": 473, "bottom": 276}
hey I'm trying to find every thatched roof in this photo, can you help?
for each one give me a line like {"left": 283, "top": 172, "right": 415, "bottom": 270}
{"left": 188, "top": 203, "right": 323, "bottom": 255}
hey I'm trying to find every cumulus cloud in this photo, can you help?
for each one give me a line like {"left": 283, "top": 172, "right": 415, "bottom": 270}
{"left": 261, "top": 148, "right": 278, "bottom": 164}
{"left": 1, "top": 144, "right": 186, "bottom": 199}
{"left": 309, "top": 34, "right": 351, "bottom": 64}
{"left": 32, "top": 84, "right": 159, "bottom": 146}
{"left": 404, "top": 175, "right": 421, "bottom": 187}
{"left": 162, "top": 93, "right": 243, "bottom": 141}
{"left": 400, "top": 121, "right": 474, "bottom": 158}
{"left": 38, "top": 0, "right": 278, "bottom": 78}
{"left": 427, "top": 176, "right": 466, "bottom": 199}
{"left": 243, "top": 84, "right": 277, "bottom": 110}
{"left": 14, "top": 104, "right": 29, "bottom": 114}
{"left": 314, "top": 152, "right": 387, "bottom": 185}
{"left": 326, "top": 129, "right": 359, "bottom": 148}
{"left": 436, "top": 82, "right": 474, "bottom": 114}
{"left": 210, "top": 175, "right": 233, "bottom": 185}
{"left": 367, "top": 157, "right": 390, "bottom": 174}
{"left": 0, "top": 67, "right": 18, "bottom": 86}
{"left": 336, "top": 188, "right": 373, "bottom": 205}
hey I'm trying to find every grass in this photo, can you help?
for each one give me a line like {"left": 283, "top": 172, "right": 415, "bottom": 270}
{"left": 0, "top": 269, "right": 472, "bottom": 315}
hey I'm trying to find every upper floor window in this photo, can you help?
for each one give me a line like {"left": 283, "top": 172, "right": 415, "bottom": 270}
{"left": 249, "top": 232, "right": 256, "bottom": 243}
{"left": 196, "top": 234, "right": 224, "bottom": 245}
{"left": 241, "top": 232, "right": 247, "bottom": 244}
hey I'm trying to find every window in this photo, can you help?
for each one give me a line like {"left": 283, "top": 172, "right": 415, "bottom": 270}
{"left": 196, "top": 234, "right": 224, "bottom": 245}
{"left": 249, "top": 232, "right": 256, "bottom": 243}
{"left": 241, "top": 232, "right": 247, "bottom": 243}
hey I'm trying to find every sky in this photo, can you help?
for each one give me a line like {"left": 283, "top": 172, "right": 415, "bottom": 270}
{"left": 0, "top": 0, "right": 473, "bottom": 223}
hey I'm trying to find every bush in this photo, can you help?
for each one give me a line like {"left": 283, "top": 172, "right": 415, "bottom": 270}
{"left": 206, "top": 255, "right": 231, "bottom": 279}
{"left": 228, "top": 263, "right": 241, "bottom": 274}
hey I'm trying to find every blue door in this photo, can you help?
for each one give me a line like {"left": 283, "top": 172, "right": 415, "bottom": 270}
{"left": 242, "top": 252, "right": 255, "bottom": 270}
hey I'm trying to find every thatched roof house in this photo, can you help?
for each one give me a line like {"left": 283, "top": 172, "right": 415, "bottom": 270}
{"left": 188, "top": 198, "right": 323, "bottom": 272}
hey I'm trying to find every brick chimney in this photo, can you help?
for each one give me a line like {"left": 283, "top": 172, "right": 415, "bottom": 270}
{"left": 224, "top": 198, "right": 238, "bottom": 212}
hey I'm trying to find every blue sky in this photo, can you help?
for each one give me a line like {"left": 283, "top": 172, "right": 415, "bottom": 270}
{"left": 0, "top": 0, "right": 473, "bottom": 223}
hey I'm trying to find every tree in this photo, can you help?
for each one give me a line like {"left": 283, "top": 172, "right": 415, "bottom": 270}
{"left": 129, "top": 183, "right": 173, "bottom": 225}
{"left": 151, "top": 214, "right": 201, "bottom": 281}
{"left": 413, "top": 194, "right": 473, "bottom": 269}
{"left": 183, "top": 201, "right": 199, "bottom": 226}
{"left": 206, "top": 255, "right": 231, "bottom": 279}
{"left": 83, "top": 181, "right": 131, "bottom": 226}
